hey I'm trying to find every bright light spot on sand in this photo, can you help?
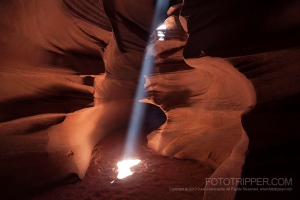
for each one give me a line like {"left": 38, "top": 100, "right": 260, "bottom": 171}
{"left": 117, "top": 159, "right": 141, "bottom": 179}
{"left": 158, "top": 37, "right": 164, "bottom": 41}
{"left": 156, "top": 24, "right": 166, "bottom": 30}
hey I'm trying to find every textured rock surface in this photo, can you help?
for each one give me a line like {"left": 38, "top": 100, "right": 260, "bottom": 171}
{"left": 0, "top": 0, "right": 299, "bottom": 199}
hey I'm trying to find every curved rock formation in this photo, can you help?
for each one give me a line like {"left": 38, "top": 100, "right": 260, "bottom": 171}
{"left": 0, "top": 0, "right": 299, "bottom": 199}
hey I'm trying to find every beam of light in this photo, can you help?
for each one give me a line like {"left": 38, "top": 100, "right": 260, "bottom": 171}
{"left": 117, "top": 159, "right": 141, "bottom": 179}
{"left": 122, "top": 0, "right": 170, "bottom": 159}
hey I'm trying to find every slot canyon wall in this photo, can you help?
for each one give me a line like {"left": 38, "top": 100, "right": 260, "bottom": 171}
{"left": 0, "top": 0, "right": 299, "bottom": 199}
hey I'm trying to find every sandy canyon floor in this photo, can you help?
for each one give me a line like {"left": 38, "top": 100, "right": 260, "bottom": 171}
{"left": 32, "top": 127, "right": 214, "bottom": 200}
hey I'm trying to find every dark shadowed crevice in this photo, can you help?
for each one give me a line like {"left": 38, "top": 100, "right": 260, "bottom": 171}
{"left": 237, "top": 94, "right": 300, "bottom": 200}
{"left": 0, "top": 85, "right": 94, "bottom": 122}
{"left": 142, "top": 103, "right": 167, "bottom": 131}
